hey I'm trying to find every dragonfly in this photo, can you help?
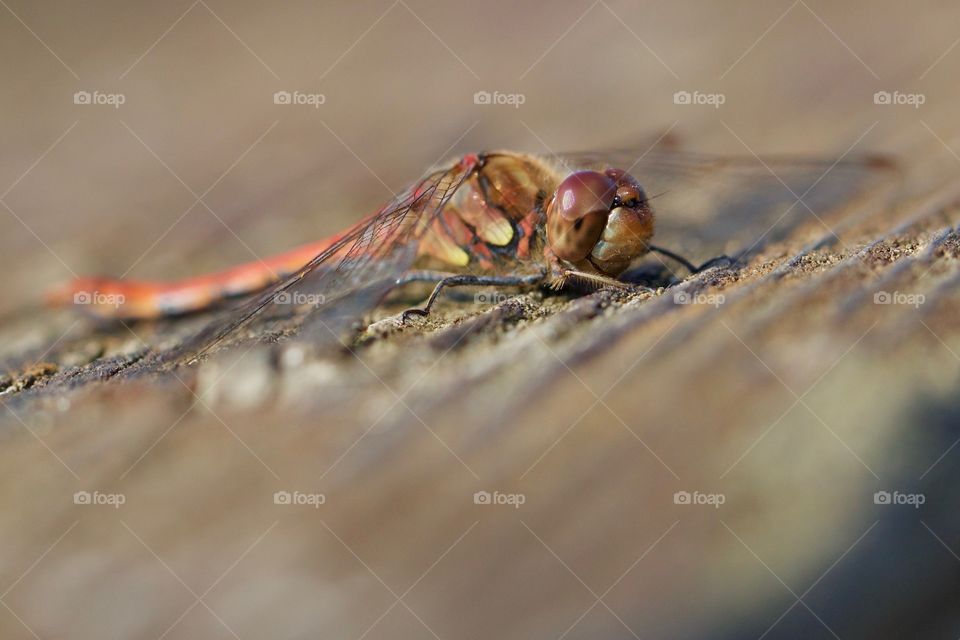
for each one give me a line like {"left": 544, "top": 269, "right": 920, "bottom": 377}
{"left": 47, "top": 147, "right": 893, "bottom": 359}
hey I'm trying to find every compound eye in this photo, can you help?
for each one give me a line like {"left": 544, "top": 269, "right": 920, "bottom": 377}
{"left": 555, "top": 171, "right": 617, "bottom": 221}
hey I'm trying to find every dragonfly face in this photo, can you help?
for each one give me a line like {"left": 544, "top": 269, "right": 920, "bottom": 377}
{"left": 545, "top": 168, "right": 654, "bottom": 277}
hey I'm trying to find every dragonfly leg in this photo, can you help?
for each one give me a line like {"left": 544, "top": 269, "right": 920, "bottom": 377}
{"left": 560, "top": 269, "right": 642, "bottom": 291}
{"left": 648, "top": 245, "right": 735, "bottom": 274}
{"left": 401, "top": 273, "right": 544, "bottom": 319}
{"left": 395, "top": 270, "right": 459, "bottom": 285}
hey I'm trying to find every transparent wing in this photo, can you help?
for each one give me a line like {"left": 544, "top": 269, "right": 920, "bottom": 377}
{"left": 550, "top": 148, "right": 898, "bottom": 263}
{"left": 167, "top": 160, "right": 474, "bottom": 363}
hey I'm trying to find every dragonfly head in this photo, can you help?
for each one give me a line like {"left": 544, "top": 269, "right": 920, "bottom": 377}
{"left": 546, "top": 168, "right": 654, "bottom": 277}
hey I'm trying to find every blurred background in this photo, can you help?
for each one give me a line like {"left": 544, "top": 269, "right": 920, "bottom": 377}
{"left": 2, "top": 1, "right": 960, "bottom": 638}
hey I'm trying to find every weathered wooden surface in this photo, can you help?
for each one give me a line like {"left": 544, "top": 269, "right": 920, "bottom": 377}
{"left": 2, "top": 1, "right": 960, "bottom": 638}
